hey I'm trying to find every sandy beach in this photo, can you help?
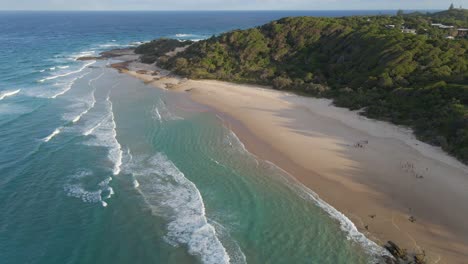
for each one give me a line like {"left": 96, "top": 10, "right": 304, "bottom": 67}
{"left": 107, "top": 50, "right": 468, "bottom": 264}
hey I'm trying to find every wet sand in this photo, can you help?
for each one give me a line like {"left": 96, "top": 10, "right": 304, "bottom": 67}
{"left": 107, "top": 52, "right": 468, "bottom": 264}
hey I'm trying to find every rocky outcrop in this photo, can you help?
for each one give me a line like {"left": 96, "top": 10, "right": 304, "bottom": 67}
{"left": 380, "top": 241, "right": 426, "bottom": 264}
{"left": 76, "top": 48, "right": 135, "bottom": 61}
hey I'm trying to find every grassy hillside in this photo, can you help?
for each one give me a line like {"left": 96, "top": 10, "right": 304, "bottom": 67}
{"left": 138, "top": 12, "right": 468, "bottom": 163}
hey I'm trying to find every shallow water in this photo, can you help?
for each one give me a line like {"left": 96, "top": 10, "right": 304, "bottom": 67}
{"left": 0, "top": 11, "right": 394, "bottom": 264}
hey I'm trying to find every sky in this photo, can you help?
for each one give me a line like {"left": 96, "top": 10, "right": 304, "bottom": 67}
{"left": 0, "top": 0, "right": 467, "bottom": 11}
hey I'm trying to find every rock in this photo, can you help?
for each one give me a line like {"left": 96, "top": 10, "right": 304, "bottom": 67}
{"left": 380, "top": 255, "right": 398, "bottom": 264}
{"left": 76, "top": 56, "right": 102, "bottom": 61}
{"left": 99, "top": 48, "right": 135, "bottom": 58}
{"left": 414, "top": 251, "right": 426, "bottom": 264}
{"left": 384, "top": 241, "right": 408, "bottom": 261}
{"left": 165, "top": 83, "right": 177, "bottom": 89}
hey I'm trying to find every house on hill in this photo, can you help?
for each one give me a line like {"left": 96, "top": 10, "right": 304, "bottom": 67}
{"left": 431, "top": 23, "right": 455, "bottom": 29}
{"left": 458, "top": 28, "right": 468, "bottom": 37}
{"left": 402, "top": 28, "right": 417, "bottom": 34}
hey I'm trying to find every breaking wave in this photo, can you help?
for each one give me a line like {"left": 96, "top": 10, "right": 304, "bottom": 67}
{"left": 264, "top": 160, "right": 391, "bottom": 259}
{"left": 43, "top": 128, "right": 61, "bottom": 142}
{"left": 50, "top": 71, "right": 91, "bottom": 99}
{"left": 64, "top": 170, "right": 114, "bottom": 207}
{"left": 152, "top": 99, "right": 183, "bottom": 122}
{"left": 124, "top": 152, "right": 230, "bottom": 264}
{"left": 71, "top": 72, "right": 103, "bottom": 123}
{"left": 84, "top": 91, "right": 123, "bottom": 175}
{"left": 39, "top": 61, "right": 95, "bottom": 83}
{"left": 0, "top": 89, "right": 21, "bottom": 101}
{"left": 152, "top": 106, "right": 162, "bottom": 122}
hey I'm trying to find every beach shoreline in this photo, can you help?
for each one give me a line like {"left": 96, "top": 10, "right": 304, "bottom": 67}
{"left": 105, "top": 50, "right": 468, "bottom": 264}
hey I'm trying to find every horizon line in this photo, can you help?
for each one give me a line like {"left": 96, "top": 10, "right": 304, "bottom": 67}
{"left": 0, "top": 9, "right": 444, "bottom": 12}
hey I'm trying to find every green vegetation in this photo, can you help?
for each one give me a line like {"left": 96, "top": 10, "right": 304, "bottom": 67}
{"left": 139, "top": 9, "right": 468, "bottom": 163}
{"left": 134, "top": 39, "right": 193, "bottom": 63}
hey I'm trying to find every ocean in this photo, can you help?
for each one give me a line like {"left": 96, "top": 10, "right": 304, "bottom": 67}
{"left": 0, "top": 11, "right": 397, "bottom": 264}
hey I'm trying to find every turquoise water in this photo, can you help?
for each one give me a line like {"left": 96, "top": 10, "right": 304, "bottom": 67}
{"left": 0, "top": 11, "right": 390, "bottom": 264}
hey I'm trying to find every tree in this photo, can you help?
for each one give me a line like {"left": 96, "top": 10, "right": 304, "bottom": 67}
{"left": 449, "top": 3, "right": 455, "bottom": 10}
{"left": 397, "top": 9, "right": 404, "bottom": 16}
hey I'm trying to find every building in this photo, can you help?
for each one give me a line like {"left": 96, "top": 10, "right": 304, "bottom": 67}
{"left": 431, "top": 23, "right": 455, "bottom": 29}
{"left": 458, "top": 28, "right": 468, "bottom": 37}
{"left": 402, "top": 28, "right": 417, "bottom": 34}
{"left": 385, "top": 24, "right": 396, "bottom": 29}
{"left": 439, "top": 25, "right": 455, "bottom": 29}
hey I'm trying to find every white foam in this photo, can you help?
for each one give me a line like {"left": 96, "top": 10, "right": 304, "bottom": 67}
{"left": 98, "top": 43, "right": 125, "bottom": 48}
{"left": 43, "top": 128, "right": 61, "bottom": 142}
{"left": 129, "top": 41, "right": 146, "bottom": 46}
{"left": 84, "top": 92, "right": 123, "bottom": 175}
{"left": 83, "top": 118, "right": 104, "bottom": 136}
{"left": 39, "top": 69, "right": 45, "bottom": 73}
{"left": 39, "top": 61, "right": 95, "bottom": 83}
{"left": 224, "top": 126, "right": 390, "bottom": 259}
{"left": 152, "top": 106, "right": 162, "bottom": 122}
{"left": 71, "top": 72, "right": 103, "bottom": 123}
{"left": 71, "top": 169, "right": 93, "bottom": 179}
{"left": 175, "top": 33, "right": 195, "bottom": 37}
{"left": 174, "top": 34, "right": 205, "bottom": 42}
{"left": 64, "top": 183, "right": 103, "bottom": 204}
{"left": 132, "top": 179, "right": 140, "bottom": 188}
{"left": 58, "top": 66, "right": 70, "bottom": 69}
{"left": 50, "top": 71, "right": 91, "bottom": 99}
{"left": 107, "top": 94, "right": 123, "bottom": 175}
{"left": 72, "top": 91, "right": 95, "bottom": 123}
{"left": 226, "top": 130, "right": 248, "bottom": 153}
{"left": 263, "top": 160, "right": 391, "bottom": 258}
{"left": 78, "top": 51, "right": 95, "bottom": 57}
{"left": 49, "top": 67, "right": 56, "bottom": 71}
{"left": 0, "top": 89, "right": 21, "bottom": 100}
{"left": 64, "top": 170, "right": 114, "bottom": 208}
{"left": 99, "top": 176, "right": 113, "bottom": 187}
{"left": 99, "top": 177, "right": 115, "bottom": 199}
{"left": 153, "top": 99, "right": 183, "bottom": 122}
{"left": 124, "top": 153, "right": 230, "bottom": 264}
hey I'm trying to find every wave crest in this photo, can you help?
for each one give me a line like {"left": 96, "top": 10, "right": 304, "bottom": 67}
{"left": 125, "top": 153, "right": 230, "bottom": 264}
{"left": 0, "top": 89, "right": 21, "bottom": 101}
